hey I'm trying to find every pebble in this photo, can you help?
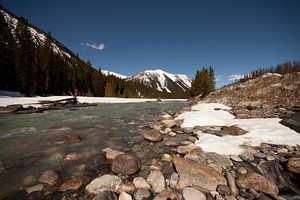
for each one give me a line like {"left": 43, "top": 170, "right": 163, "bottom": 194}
{"left": 169, "top": 132, "right": 177, "bottom": 137}
{"left": 162, "top": 153, "right": 172, "bottom": 162}
{"left": 237, "top": 167, "right": 247, "bottom": 175}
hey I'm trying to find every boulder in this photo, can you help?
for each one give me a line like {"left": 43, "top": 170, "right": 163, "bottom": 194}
{"left": 133, "top": 177, "right": 151, "bottom": 190}
{"left": 59, "top": 176, "right": 90, "bottom": 192}
{"left": 236, "top": 172, "right": 279, "bottom": 195}
{"left": 287, "top": 157, "right": 300, "bottom": 173}
{"left": 112, "top": 154, "right": 140, "bottom": 175}
{"left": 63, "top": 134, "right": 81, "bottom": 143}
{"left": 176, "top": 144, "right": 202, "bottom": 155}
{"left": 144, "top": 130, "right": 162, "bottom": 142}
{"left": 147, "top": 169, "right": 166, "bottom": 193}
{"left": 92, "top": 191, "right": 118, "bottom": 200}
{"left": 38, "top": 170, "right": 61, "bottom": 185}
{"left": 85, "top": 174, "right": 122, "bottom": 195}
{"left": 173, "top": 157, "right": 227, "bottom": 192}
{"left": 153, "top": 191, "right": 181, "bottom": 200}
{"left": 221, "top": 126, "right": 247, "bottom": 136}
{"left": 183, "top": 187, "right": 206, "bottom": 200}
{"left": 161, "top": 119, "right": 176, "bottom": 128}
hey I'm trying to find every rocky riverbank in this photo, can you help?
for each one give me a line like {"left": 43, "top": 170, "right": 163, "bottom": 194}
{"left": 3, "top": 103, "right": 300, "bottom": 200}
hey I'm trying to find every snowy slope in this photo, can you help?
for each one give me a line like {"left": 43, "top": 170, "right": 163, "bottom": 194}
{"left": 101, "top": 70, "right": 127, "bottom": 79}
{"left": 0, "top": 8, "right": 72, "bottom": 59}
{"left": 128, "top": 69, "right": 191, "bottom": 93}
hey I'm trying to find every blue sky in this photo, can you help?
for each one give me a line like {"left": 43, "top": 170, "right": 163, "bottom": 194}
{"left": 1, "top": 0, "right": 300, "bottom": 87}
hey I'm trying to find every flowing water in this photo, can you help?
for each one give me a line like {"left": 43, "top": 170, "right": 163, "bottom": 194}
{"left": 0, "top": 101, "right": 186, "bottom": 198}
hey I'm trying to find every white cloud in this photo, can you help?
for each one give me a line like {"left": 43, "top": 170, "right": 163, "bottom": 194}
{"left": 228, "top": 74, "right": 244, "bottom": 81}
{"left": 215, "top": 75, "right": 222, "bottom": 82}
{"left": 85, "top": 42, "right": 105, "bottom": 50}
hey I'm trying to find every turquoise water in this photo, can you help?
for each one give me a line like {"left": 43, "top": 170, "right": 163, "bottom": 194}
{"left": 0, "top": 101, "right": 185, "bottom": 198}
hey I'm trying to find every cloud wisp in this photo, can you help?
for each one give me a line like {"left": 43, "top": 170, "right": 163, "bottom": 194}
{"left": 84, "top": 42, "right": 105, "bottom": 50}
{"left": 215, "top": 75, "right": 222, "bottom": 82}
{"left": 228, "top": 74, "right": 244, "bottom": 81}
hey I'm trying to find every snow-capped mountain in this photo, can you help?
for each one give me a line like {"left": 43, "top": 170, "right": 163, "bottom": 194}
{"left": 0, "top": 6, "right": 74, "bottom": 59}
{"left": 101, "top": 70, "right": 127, "bottom": 79}
{"left": 128, "top": 69, "right": 191, "bottom": 93}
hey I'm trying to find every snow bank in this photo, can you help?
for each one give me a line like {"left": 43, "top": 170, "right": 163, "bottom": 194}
{"left": 177, "top": 103, "right": 300, "bottom": 155}
{"left": 0, "top": 96, "right": 186, "bottom": 108}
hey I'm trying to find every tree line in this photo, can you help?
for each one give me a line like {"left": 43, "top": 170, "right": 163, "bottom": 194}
{"left": 190, "top": 67, "right": 215, "bottom": 97}
{"left": 0, "top": 11, "right": 189, "bottom": 99}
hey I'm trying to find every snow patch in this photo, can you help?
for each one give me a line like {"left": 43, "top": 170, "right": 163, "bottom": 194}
{"left": 101, "top": 70, "right": 127, "bottom": 79}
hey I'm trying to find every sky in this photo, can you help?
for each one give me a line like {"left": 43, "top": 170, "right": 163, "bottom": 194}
{"left": 1, "top": 0, "right": 300, "bottom": 87}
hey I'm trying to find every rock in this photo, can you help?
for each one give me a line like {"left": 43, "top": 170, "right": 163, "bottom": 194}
{"left": 0, "top": 104, "right": 23, "bottom": 113}
{"left": 106, "top": 150, "right": 125, "bottom": 160}
{"left": 206, "top": 152, "right": 232, "bottom": 167}
{"left": 133, "top": 177, "right": 151, "bottom": 190}
{"left": 187, "top": 136, "right": 198, "bottom": 142}
{"left": 112, "top": 154, "right": 140, "bottom": 175}
{"left": 132, "top": 144, "right": 142, "bottom": 152}
{"left": 287, "top": 157, "right": 300, "bottom": 173}
{"left": 239, "top": 190, "right": 255, "bottom": 200}
{"left": 162, "top": 154, "right": 172, "bottom": 162}
{"left": 277, "top": 147, "right": 288, "bottom": 154}
{"left": 207, "top": 163, "right": 223, "bottom": 174}
{"left": 85, "top": 174, "right": 122, "bottom": 194}
{"left": 216, "top": 194, "right": 225, "bottom": 200}
{"left": 63, "top": 134, "right": 81, "bottom": 142}
{"left": 266, "top": 155, "right": 275, "bottom": 161}
{"left": 184, "top": 152, "right": 206, "bottom": 164}
{"left": 147, "top": 169, "right": 166, "bottom": 193}
{"left": 119, "top": 191, "right": 132, "bottom": 200}
{"left": 169, "top": 172, "right": 179, "bottom": 188}
{"left": 230, "top": 155, "right": 243, "bottom": 162}
{"left": 221, "top": 126, "right": 247, "bottom": 136}
{"left": 59, "top": 176, "right": 90, "bottom": 192}
{"left": 161, "top": 119, "right": 176, "bottom": 128}
{"left": 120, "top": 182, "right": 136, "bottom": 193}
{"left": 240, "top": 151, "right": 254, "bottom": 162}
{"left": 183, "top": 187, "right": 206, "bottom": 200}
{"left": 144, "top": 130, "right": 162, "bottom": 142}
{"left": 153, "top": 191, "right": 181, "bottom": 200}
{"left": 164, "top": 127, "right": 172, "bottom": 133}
{"left": 236, "top": 172, "right": 279, "bottom": 195}
{"left": 38, "top": 170, "right": 60, "bottom": 185}
{"left": 181, "top": 140, "right": 194, "bottom": 145}
{"left": 226, "top": 172, "right": 238, "bottom": 195}
{"left": 26, "top": 184, "right": 43, "bottom": 194}
{"left": 165, "top": 141, "right": 178, "bottom": 147}
{"left": 134, "top": 189, "right": 151, "bottom": 200}
{"left": 93, "top": 191, "right": 118, "bottom": 200}
{"left": 177, "top": 144, "right": 202, "bottom": 155}
{"left": 162, "top": 113, "right": 172, "bottom": 119}
{"left": 237, "top": 167, "right": 247, "bottom": 175}
{"left": 217, "top": 184, "right": 232, "bottom": 196}
{"left": 173, "top": 157, "right": 227, "bottom": 191}
{"left": 169, "top": 132, "right": 177, "bottom": 137}
{"left": 64, "top": 153, "right": 80, "bottom": 161}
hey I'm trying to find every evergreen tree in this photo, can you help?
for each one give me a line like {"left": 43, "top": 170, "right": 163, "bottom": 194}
{"left": 190, "top": 67, "right": 215, "bottom": 97}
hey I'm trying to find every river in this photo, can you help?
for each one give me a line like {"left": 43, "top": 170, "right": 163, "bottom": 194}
{"left": 0, "top": 101, "right": 186, "bottom": 198}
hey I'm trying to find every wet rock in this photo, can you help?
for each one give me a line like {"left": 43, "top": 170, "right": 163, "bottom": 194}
{"left": 162, "top": 153, "right": 172, "bottom": 162}
{"left": 236, "top": 172, "right": 279, "bottom": 195}
{"left": 173, "top": 157, "right": 227, "bottom": 191}
{"left": 165, "top": 141, "right": 178, "bottom": 147}
{"left": 177, "top": 144, "right": 202, "bottom": 155}
{"left": 237, "top": 167, "right": 247, "bottom": 175}
{"left": 277, "top": 147, "right": 288, "bottom": 154}
{"left": 181, "top": 140, "right": 194, "bottom": 145}
{"left": 183, "top": 187, "right": 207, "bottom": 200}
{"left": 106, "top": 150, "right": 125, "bottom": 160}
{"left": 119, "top": 191, "right": 132, "bottom": 200}
{"left": 144, "top": 130, "right": 162, "bottom": 142}
{"left": 169, "top": 132, "right": 177, "bottom": 137}
{"left": 226, "top": 171, "right": 238, "bottom": 195}
{"left": 153, "top": 191, "right": 181, "bottom": 200}
{"left": 217, "top": 184, "right": 232, "bottom": 196}
{"left": 184, "top": 152, "right": 206, "bottom": 164}
{"left": 86, "top": 174, "right": 122, "bottom": 194}
{"left": 169, "top": 172, "right": 179, "bottom": 188}
{"left": 266, "top": 155, "right": 275, "bottom": 161}
{"left": 26, "top": 184, "right": 44, "bottom": 194}
{"left": 133, "top": 177, "right": 151, "bottom": 190}
{"left": 134, "top": 189, "right": 151, "bottom": 200}
{"left": 240, "top": 151, "right": 255, "bottom": 162}
{"left": 112, "top": 154, "right": 140, "bottom": 175}
{"left": 63, "top": 134, "right": 81, "bottom": 142}
{"left": 0, "top": 104, "right": 23, "bottom": 113}
{"left": 39, "top": 170, "right": 61, "bottom": 185}
{"left": 187, "top": 136, "right": 198, "bottom": 142}
{"left": 287, "top": 157, "right": 300, "bottom": 173}
{"left": 120, "top": 182, "right": 136, "bottom": 193}
{"left": 92, "top": 191, "right": 118, "bottom": 200}
{"left": 64, "top": 153, "right": 80, "bottom": 161}
{"left": 230, "top": 155, "right": 243, "bottom": 162}
{"left": 59, "top": 176, "right": 90, "bottom": 192}
{"left": 221, "top": 126, "right": 247, "bottom": 136}
{"left": 206, "top": 152, "right": 232, "bottom": 167}
{"left": 239, "top": 190, "right": 255, "bottom": 200}
{"left": 147, "top": 169, "right": 166, "bottom": 193}
{"left": 161, "top": 119, "right": 176, "bottom": 128}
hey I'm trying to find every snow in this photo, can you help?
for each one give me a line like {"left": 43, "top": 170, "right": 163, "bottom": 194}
{"left": 176, "top": 103, "right": 300, "bottom": 155}
{"left": 101, "top": 70, "right": 127, "bottom": 79}
{"left": 0, "top": 96, "right": 186, "bottom": 108}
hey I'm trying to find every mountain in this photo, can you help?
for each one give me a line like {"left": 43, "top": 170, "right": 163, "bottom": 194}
{"left": 101, "top": 70, "right": 127, "bottom": 79}
{"left": 128, "top": 69, "right": 191, "bottom": 93}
